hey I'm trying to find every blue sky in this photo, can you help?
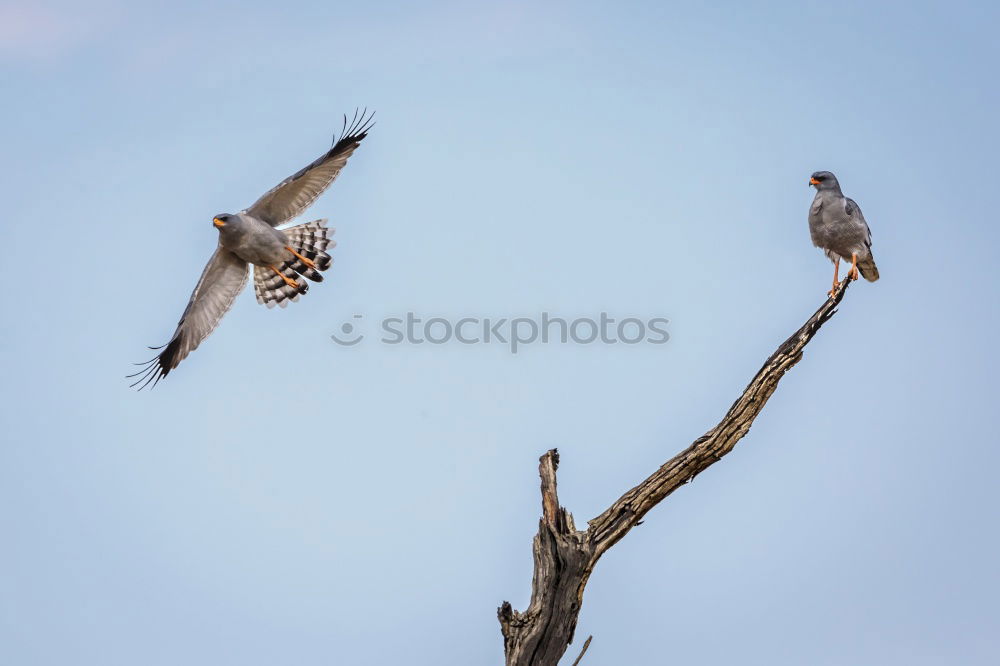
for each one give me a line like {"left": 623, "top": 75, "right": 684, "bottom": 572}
{"left": 1, "top": 1, "right": 998, "bottom": 664}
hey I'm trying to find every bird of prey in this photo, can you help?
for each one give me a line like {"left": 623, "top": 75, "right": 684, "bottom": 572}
{"left": 808, "top": 170, "right": 879, "bottom": 297}
{"left": 130, "top": 110, "right": 374, "bottom": 389}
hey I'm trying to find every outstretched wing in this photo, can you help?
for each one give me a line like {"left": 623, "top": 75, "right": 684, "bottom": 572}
{"left": 130, "top": 246, "right": 249, "bottom": 390}
{"left": 243, "top": 109, "right": 374, "bottom": 227}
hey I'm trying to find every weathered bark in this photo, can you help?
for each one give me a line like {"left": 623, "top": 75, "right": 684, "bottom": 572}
{"left": 498, "top": 277, "right": 854, "bottom": 665}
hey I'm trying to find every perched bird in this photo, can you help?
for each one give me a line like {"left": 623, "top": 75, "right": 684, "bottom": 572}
{"left": 130, "top": 110, "right": 374, "bottom": 389}
{"left": 808, "top": 170, "right": 879, "bottom": 297}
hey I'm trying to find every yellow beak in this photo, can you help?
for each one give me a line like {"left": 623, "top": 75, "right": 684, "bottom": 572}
{"left": 213, "top": 218, "right": 225, "bottom": 228}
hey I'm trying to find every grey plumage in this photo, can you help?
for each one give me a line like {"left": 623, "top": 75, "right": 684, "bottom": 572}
{"left": 808, "top": 170, "right": 879, "bottom": 295}
{"left": 245, "top": 110, "right": 374, "bottom": 227}
{"left": 130, "top": 110, "right": 373, "bottom": 389}
{"left": 252, "top": 219, "right": 335, "bottom": 309}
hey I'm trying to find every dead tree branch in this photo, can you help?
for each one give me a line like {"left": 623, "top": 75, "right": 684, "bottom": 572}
{"left": 570, "top": 636, "right": 592, "bottom": 666}
{"left": 498, "top": 277, "right": 854, "bottom": 665}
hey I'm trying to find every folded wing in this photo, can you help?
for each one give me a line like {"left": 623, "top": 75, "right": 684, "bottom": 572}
{"left": 244, "top": 109, "right": 374, "bottom": 227}
{"left": 130, "top": 246, "right": 249, "bottom": 390}
{"left": 845, "top": 197, "right": 872, "bottom": 247}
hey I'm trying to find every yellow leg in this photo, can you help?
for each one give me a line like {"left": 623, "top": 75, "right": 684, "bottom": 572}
{"left": 285, "top": 246, "right": 317, "bottom": 270}
{"left": 849, "top": 252, "right": 859, "bottom": 281}
{"left": 828, "top": 258, "right": 840, "bottom": 298}
{"left": 269, "top": 264, "right": 299, "bottom": 289}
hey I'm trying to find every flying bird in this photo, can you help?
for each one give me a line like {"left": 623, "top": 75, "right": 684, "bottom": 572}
{"left": 808, "top": 170, "right": 879, "bottom": 297}
{"left": 130, "top": 110, "right": 374, "bottom": 389}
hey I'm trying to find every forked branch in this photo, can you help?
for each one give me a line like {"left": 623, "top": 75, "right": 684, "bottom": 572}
{"left": 498, "top": 277, "right": 854, "bottom": 665}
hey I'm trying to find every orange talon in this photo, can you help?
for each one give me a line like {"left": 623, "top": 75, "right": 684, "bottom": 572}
{"left": 849, "top": 252, "right": 859, "bottom": 281}
{"left": 269, "top": 264, "right": 299, "bottom": 289}
{"left": 285, "top": 246, "right": 317, "bottom": 270}
{"left": 828, "top": 257, "right": 840, "bottom": 298}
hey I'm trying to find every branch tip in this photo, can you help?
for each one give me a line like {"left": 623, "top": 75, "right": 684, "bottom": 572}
{"left": 539, "top": 449, "right": 561, "bottom": 530}
{"left": 570, "top": 636, "right": 593, "bottom": 666}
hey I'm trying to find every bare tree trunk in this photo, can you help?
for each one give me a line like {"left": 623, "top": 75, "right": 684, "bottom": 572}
{"left": 498, "top": 278, "right": 855, "bottom": 665}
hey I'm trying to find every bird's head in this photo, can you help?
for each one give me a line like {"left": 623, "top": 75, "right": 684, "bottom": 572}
{"left": 212, "top": 213, "right": 234, "bottom": 230}
{"left": 809, "top": 171, "right": 841, "bottom": 191}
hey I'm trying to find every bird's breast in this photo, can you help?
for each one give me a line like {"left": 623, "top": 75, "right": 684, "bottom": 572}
{"left": 221, "top": 222, "right": 288, "bottom": 265}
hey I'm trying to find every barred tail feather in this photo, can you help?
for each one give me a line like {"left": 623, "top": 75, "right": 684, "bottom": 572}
{"left": 858, "top": 255, "right": 879, "bottom": 282}
{"left": 284, "top": 218, "right": 334, "bottom": 276}
{"left": 284, "top": 218, "right": 335, "bottom": 256}
{"left": 254, "top": 219, "right": 335, "bottom": 308}
{"left": 254, "top": 264, "right": 308, "bottom": 309}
